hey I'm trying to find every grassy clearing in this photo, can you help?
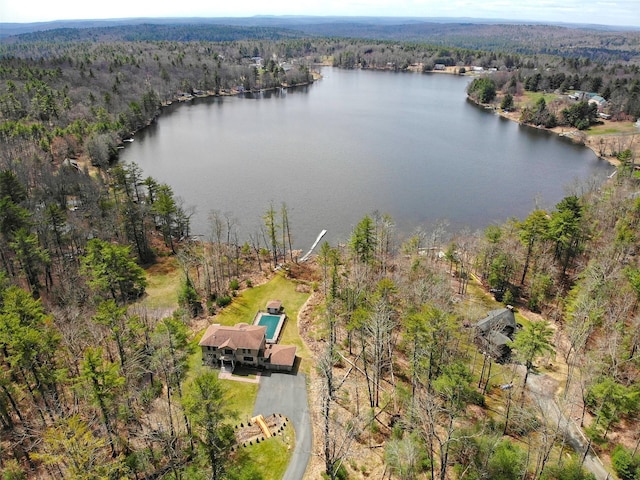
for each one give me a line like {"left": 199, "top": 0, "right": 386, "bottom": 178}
{"left": 218, "top": 274, "right": 309, "bottom": 326}
{"left": 225, "top": 381, "right": 260, "bottom": 422}
{"left": 519, "top": 91, "right": 558, "bottom": 107}
{"left": 464, "top": 327, "right": 516, "bottom": 395}
{"left": 140, "top": 256, "right": 181, "bottom": 309}
{"left": 186, "top": 339, "right": 205, "bottom": 378}
{"left": 196, "top": 273, "right": 305, "bottom": 477}
{"left": 184, "top": 273, "right": 311, "bottom": 472}
{"left": 514, "top": 311, "right": 532, "bottom": 330}
{"left": 187, "top": 272, "right": 311, "bottom": 379}
{"left": 215, "top": 273, "right": 313, "bottom": 371}
{"left": 586, "top": 121, "right": 638, "bottom": 136}
{"left": 587, "top": 127, "right": 623, "bottom": 135}
{"left": 185, "top": 337, "right": 258, "bottom": 421}
{"left": 464, "top": 280, "right": 503, "bottom": 311}
{"left": 237, "top": 424, "right": 295, "bottom": 480}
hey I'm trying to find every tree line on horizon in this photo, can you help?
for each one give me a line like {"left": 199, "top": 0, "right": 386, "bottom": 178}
{"left": 5, "top": 20, "right": 640, "bottom": 63}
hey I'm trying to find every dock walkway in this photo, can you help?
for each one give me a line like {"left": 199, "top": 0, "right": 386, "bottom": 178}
{"left": 300, "top": 229, "right": 327, "bottom": 262}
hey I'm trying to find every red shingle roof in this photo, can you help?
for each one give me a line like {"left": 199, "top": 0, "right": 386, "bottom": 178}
{"left": 264, "top": 344, "right": 297, "bottom": 367}
{"left": 199, "top": 323, "right": 266, "bottom": 351}
{"left": 266, "top": 300, "right": 282, "bottom": 310}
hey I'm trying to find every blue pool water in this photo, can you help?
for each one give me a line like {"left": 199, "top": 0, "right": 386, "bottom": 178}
{"left": 256, "top": 314, "right": 282, "bottom": 341}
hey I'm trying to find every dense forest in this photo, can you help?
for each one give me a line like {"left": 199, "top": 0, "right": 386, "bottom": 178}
{"left": 4, "top": 18, "right": 640, "bottom": 62}
{"left": 0, "top": 21, "right": 639, "bottom": 480}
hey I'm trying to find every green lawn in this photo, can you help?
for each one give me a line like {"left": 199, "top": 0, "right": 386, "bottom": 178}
{"left": 214, "top": 273, "right": 313, "bottom": 370}
{"left": 217, "top": 274, "right": 308, "bottom": 326}
{"left": 187, "top": 272, "right": 312, "bottom": 382}
{"left": 519, "top": 91, "right": 558, "bottom": 107}
{"left": 139, "top": 256, "right": 181, "bottom": 309}
{"left": 187, "top": 274, "right": 309, "bottom": 477}
{"left": 225, "top": 381, "right": 260, "bottom": 423}
{"left": 186, "top": 339, "right": 259, "bottom": 422}
{"left": 464, "top": 281, "right": 502, "bottom": 310}
{"left": 586, "top": 121, "right": 638, "bottom": 136}
{"left": 235, "top": 424, "right": 295, "bottom": 480}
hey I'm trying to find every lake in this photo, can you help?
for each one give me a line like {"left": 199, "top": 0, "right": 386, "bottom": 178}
{"left": 120, "top": 67, "right": 612, "bottom": 249}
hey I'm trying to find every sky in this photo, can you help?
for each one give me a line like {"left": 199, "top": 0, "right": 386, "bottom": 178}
{"left": 0, "top": 0, "right": 638, "bottom": 27}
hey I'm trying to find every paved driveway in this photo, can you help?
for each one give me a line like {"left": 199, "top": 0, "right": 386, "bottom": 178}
{"left": 527, "top": 373, "right": 611, "bottom": 480}
{"left": 253, "top": 372, "right": 311, "bottom": 480}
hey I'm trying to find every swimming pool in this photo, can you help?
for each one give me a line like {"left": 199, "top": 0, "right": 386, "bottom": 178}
{"left": 253, "top": 312, "right": 286, "bottom": 343}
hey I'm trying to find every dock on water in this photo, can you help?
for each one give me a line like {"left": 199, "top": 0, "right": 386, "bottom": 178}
{"left": 300, "top": 230, "right": 327, "bottom": 262}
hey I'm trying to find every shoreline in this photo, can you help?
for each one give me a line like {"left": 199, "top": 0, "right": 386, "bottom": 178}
{"left": 167, "top": 77, "right": 319, "bottom": 106}
{"left": 135, "top": 75, "right": 319, "bottom": 136}
{"left": 470, "top": 97, "right": 639, "bottom": 169}
{"left": 76, "top": 76, "right": 319, "bottom": 173}
{"left": 353, "top": 62, "right": 634, "bottom": 169}
{"left": 119, "top": 64, "right": 633, "bottom": 173}
{"left": 494, "top": 107, "right": 623, "bottom": 167}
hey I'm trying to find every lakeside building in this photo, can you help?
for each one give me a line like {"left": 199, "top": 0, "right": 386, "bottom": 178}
{"left": 199, "top": 323, "right": 297, "bottom": 372}
{"left": 199, "top": 300, "right": 296, "bottom": 372}
{"left": 475, "top": 307, "right": 518, "bottom": 362}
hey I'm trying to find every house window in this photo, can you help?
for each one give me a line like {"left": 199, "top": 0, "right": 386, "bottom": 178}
{"left": 243, "top": 356, "right": 254, "bottom": 362}
{"left": 224, "top": 349, "right": 233, "bottom": 355}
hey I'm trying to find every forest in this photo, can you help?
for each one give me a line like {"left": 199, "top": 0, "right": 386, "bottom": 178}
{"left": 0, "top": 21, "right": 639, "bottom": 480}
{"left": 4, "top": 18, "right": 640, "bottom": 62}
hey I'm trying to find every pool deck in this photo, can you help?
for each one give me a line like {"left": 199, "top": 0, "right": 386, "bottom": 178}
{"left": 252, "top": 311, "right": 287, "bottom": 344}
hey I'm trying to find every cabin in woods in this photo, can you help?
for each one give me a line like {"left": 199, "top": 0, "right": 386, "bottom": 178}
{"left": 475, "top": 307, "right": 518, "bottom": 362}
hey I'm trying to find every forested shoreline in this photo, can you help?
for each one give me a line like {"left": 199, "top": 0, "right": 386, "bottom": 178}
{"left": 0, "top": 23, "right": 639, "bottom": 479}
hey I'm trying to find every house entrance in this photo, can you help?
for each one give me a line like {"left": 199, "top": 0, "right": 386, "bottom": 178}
{"left": 221, "top": 359, "right": 234, "bottom": 373}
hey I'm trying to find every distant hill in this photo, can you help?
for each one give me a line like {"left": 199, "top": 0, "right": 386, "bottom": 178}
{"left": 287, "top": 21, "right": 640, "bottom": 62}
{"left": 2, "top": 16, "right": 639, "bottom": 37}
{"left": 2, "top": 17, "right": 639, "bottom": 62}
{"left": 0, "top": 23, "right": 305, "bottom": 43}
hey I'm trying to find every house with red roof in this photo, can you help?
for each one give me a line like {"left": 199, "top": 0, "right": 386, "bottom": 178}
{"left": 199, "top": 322, "right": 297, "bottom": 372}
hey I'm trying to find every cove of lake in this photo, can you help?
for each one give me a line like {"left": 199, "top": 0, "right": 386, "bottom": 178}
{"left": 119, "top": 67, "right": 613, "bottom": 249}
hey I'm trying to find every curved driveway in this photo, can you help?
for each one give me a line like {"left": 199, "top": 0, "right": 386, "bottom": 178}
{"left": 527, "top": 373, "right": 611, "bottom": 480}
{"left": 253, "top": 372, "right": 311, "bottom": 480}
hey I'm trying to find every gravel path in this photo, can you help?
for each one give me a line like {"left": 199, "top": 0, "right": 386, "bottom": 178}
{"left": 253, "top": 372, "right": 311, "bottom": 480}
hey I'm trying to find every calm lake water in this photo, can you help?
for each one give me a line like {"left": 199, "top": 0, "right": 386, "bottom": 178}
{"left": 120, "top": 67, "right": 612, "bottom": 248}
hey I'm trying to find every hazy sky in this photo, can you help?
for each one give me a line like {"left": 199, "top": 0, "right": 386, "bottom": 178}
{"left": 1, "top": 0, "right": 638, "bottom": 27}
